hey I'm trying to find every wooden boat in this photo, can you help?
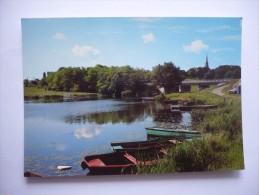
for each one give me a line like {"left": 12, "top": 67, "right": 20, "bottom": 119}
{"left": 145, "top": 127, "right": 201, "bottom": 138}
{"left": 81, "top": 149, "right": 167, "bottom": 175}
{"left": 81, "top": 152, "right": 136, "bottom": 175}
{"left": 110, "top": 139, "right": 179, "bottom": 153}
{"left": 170, "top": 104, "right": 217, "bottom": 111}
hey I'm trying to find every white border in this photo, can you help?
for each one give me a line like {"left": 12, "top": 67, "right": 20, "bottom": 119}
{"left": 1, "top": 0, "right": 259, "bottom": 195}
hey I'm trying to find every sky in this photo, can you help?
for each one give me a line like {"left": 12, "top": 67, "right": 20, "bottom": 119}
{"left": 22, "top": 17, "right": 242, "bottom": 80}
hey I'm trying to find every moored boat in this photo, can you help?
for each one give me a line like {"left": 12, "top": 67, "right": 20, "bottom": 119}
{"left": 81, "top": 149, "right": 168, "bottom": 175}
{"left": 81, "top": 152, "right": 136, "bottom": 175}
{"left": 145, "top": 127, "right": 201, "bottom": 138}
{"left": 110, "top": 139, "right": 179, "bottom": 153}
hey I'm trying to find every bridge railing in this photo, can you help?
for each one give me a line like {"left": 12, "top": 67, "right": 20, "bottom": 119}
{"left": 181, "top": 79, "right": 233, "bottom": 85}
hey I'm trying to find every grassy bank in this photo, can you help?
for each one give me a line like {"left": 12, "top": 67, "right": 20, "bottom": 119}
{"left": 24, "top": 86, "right": 98, "bottom": 99}
{"left": 137, "top": 86, "right": 244, "bottom": 174}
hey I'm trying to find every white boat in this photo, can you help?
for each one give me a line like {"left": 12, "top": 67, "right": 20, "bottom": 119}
{"left": 57, "top": 166, "right": 71, "bottom": 171}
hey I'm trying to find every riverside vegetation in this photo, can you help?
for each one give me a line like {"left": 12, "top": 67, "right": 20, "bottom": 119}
{"left": 24, "top": 63, "right": 241, "bottom": 99}
{"left": 24, "top": 62, "right": 242, "bottom": 174}
{"left": 137, "top": 83, "right": 244, "bottom": 174}
{"left": 24, "top": 86, "right": 98, "bottom": 99}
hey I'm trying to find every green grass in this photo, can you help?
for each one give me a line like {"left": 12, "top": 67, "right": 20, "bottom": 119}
{"left": 137, "top": 132, "right": 244, "bottom": 174}
{"left": 137, "top": 84, "right": 244, "bottom": 174}
{"left": 24, "top": 86, "right": 98, "bottom": 98}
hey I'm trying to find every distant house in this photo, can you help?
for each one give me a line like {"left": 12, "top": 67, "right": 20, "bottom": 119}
{"left": 229, "top": 80, "right": 241, "bottom": 94}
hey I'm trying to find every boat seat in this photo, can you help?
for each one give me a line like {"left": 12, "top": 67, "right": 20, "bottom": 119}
{"left": 88, "top": 159, "right": 106, "bottom": 166}
{"left": 124, "top": 153, "right": 137, "bottom": 164}
{"left": 112, "top": 146, "right": 123, "bottom": 150}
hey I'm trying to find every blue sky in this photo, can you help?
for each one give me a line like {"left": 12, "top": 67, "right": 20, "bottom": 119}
{"left": 22, "top": 17, "right": 242, "bottom": 79}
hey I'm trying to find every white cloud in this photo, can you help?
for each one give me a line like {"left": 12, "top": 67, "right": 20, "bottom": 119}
{"left": 72, "top": 44, "right": 100, "bottom": 57}
{"left": 74, "top": 127, "right": 101, "bottom": 139}
{"left": 183, "top": 40, "right": 209, "bottom": 53}
{"left": 142, "top": 33, "right": 156, "bottom": 43}
{"left": 53, "top": 32, "right": 66, "bottom": 40}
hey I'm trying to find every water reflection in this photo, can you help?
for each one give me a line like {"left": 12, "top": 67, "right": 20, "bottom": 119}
{"left": 153, "top": 110, "right": 188, "bottom": 128}
{"left": 65, "top": 101, "right": 164, "bottom": 124}
{"left": 74, "top": 127, "right": 102, "bottom": 139}
{"left": 25, "top": 96, "right": 99, "bottom": 104}
{"left": 24, "top": 99, "right": 192, "bottom": 176}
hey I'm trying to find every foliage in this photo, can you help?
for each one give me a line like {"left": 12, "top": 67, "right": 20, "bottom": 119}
{"left": 186, "top": 65, "right": 241, "bottom": 79}
{"left": 32, "top": 63, "right": 240, "bottom": 98}
{"left": 152, "top": 62, "right": 184, "bottom": 93}
{"left": 41, "top": 65, "right": 153, "bottom": 98}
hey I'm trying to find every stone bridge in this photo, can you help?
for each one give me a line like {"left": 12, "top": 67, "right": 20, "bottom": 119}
{"left": 179, "top": 79, "right": 233, "bottom": 92}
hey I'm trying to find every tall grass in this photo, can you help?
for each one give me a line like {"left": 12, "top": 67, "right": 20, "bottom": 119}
{"left": 137, "top": 86, "right": 244, "bottom": 174}
{"left": 137, "top": 133, "right": 244, "bottom": 174}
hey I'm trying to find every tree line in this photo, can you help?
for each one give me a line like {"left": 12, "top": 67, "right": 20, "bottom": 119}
{"left": 24, "top": 62, "right": 241, "bottom": 98}
{"left": 186, "top": 65, "right": 241, "bottom": 80}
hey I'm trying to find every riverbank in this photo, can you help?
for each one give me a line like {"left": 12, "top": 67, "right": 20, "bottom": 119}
{"left": 137, "top": 85, "right": 244, "bottom": 174}
{"left": 24, "top": 86, "right": 99, "bottom": 99}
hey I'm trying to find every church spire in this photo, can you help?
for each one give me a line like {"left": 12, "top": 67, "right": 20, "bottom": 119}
{"left": 205, "top": 55, "right": 209, "bottom": 69}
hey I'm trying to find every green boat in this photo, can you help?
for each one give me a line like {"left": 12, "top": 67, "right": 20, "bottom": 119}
{"left": 145, "top": 127, "right": 201, "bottom": 138}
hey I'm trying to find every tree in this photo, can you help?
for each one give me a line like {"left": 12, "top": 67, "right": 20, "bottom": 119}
{"left": 109, "top": 71, "right": 125, "bottom": 98}
{"left": 40, "top": 72, "right": 47, "bottom": 86}
{"left": 224, "top": 70, "right": 233, "bottom": 78}
{"left": 204, "top": 69, "right": 215, "bottom": 79}
{"left": 232, "top": 68, "right": 241, "bottom": 78}
{"left": 85, "top": 67, "right": 98, "bottom": 93}
{"left": 152, "top": 62, "right": 184, "bottom": 93}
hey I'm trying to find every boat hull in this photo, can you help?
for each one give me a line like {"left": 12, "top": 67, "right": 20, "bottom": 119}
{"left": 110, "top": 139, "right": 179, "bottom": 153}
{"left": 145, "top": 127, "right": 201, "bottom": 138}
{"left": 81, "top": 152, "right": 136, "bottom": 175}
{"left": 81, "top": 149, "right": 168, "bottom": 175}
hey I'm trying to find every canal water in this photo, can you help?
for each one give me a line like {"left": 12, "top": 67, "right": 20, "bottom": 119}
{"left": 24, "top": 99, "right": 192, "bottom": 176}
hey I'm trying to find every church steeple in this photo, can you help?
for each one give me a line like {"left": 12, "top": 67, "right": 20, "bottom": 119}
{"left": 205, "top": 55, "right": 209, "bottom": 69}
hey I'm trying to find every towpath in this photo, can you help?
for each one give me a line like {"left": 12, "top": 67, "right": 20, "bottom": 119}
{"left": 212, "top": 84, "right": 229, "bottom": 96}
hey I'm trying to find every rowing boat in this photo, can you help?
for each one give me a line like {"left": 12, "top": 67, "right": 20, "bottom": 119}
{"left": 145, "top": 127, "right": 201, "bottom": 138}
{"left": 110, "top": 139, "right": 179, "bottom": 153}
{"left": 81, "top": 149, "right": 167, "bottom": 175}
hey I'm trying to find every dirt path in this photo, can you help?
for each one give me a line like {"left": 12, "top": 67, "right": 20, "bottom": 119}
{"left": 212, "top": 84, "right": 229, "bottom": 96}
